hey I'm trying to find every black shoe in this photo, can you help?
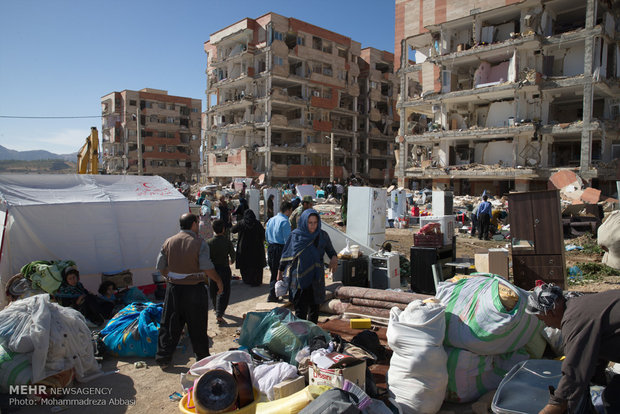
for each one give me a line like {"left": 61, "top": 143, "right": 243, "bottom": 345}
{"left": 267, "top": 296, "right": 280, "bottom": 303}
{"left": 156, "top": 360, "right": 171, "bottom": 370}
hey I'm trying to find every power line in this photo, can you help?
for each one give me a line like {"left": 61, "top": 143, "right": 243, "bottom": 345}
{"left": 0, "top": 115, "right": 103, "bottom": 119}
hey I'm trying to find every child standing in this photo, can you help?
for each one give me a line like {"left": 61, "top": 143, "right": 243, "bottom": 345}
{"left": 207, "top": 219, "right": 236, "bottom": 325}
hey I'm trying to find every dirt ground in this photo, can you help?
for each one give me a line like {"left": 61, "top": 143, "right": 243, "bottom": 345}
{"left": 12, "top": 203, "right": 619, "bottom": 413}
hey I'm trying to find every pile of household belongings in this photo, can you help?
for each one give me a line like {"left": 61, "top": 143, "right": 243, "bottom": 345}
{"left": 98, "top": 302, "right": 163, "bottom": 358}
{"left": 5, "top": 260, "right": 76, "bottom": 302}
{"left": 0, "top": 294, "right": 101, "bottom": 399}
{"left": 386, "top": 273, "right": 553, "bottom": 413}
{"left": 177, "top": 307, "right": 397, "bottom": 413}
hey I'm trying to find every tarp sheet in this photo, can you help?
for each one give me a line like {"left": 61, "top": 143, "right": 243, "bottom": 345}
{"left": 0, "top": 174, "right": 188, "bottom": 305}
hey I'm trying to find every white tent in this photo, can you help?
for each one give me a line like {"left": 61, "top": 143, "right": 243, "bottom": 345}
{"left": 0, "top": 174, "right": 189, "bottom": 305}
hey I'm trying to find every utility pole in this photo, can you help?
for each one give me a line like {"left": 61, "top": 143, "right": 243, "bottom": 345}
{"left": 122, "top": 126, "right": 128, "bottom": 174}
{"left": 136, "top": 105, "right": 143, "bottom": 175}
{"left": 330, "top": 132, "right": 334, "bottom": 182}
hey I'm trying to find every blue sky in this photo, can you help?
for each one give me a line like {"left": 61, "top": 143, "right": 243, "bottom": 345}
{"left": 0, "top": 0, "right": 395, "bottom": 154}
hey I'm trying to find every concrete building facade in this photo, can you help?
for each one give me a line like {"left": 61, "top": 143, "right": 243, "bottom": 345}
{"left": 359, "top": 48, "right": 399, "bottom": 184}
{"left": 395, "top": 0, "right": 620, "bottom": 196}
{"left": 101, "top": 88, "right": 201, "bottom": 183}
{"left": 202, "top": 13, "right": 398, "bottom": 185}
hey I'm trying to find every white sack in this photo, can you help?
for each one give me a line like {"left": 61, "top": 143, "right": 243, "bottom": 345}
{"left": 598, "top": 210, "right": 620, "bottom": 269}
{"left": 387, "top": 300, "right": 448, "bottom": 414}
{"left": 0, "top": 294, "right": 101, "bottom": 383}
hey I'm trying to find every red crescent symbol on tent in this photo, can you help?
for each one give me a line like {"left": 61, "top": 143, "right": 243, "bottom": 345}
{"left": 142, "top": 183, "right": 151, "bottom": 189}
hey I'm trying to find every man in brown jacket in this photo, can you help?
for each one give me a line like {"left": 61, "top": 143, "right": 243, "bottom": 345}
{"left": 155, "top": 213, "right": 223, "bottom": 368}
{"left": 527, "top": 284, "right": 620, "bottom": 413}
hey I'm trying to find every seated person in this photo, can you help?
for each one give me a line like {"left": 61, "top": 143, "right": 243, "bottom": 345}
{"left": 55, "top": 267, "right": 114, "bottom": 326}
{"left": 98, "top": 280, "right": 117, "bottom": 303}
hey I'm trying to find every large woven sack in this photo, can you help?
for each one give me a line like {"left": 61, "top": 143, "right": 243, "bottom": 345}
{"left": 387, "top": 300, "right": 448, "bottom": 414}
{"left": 436, "top": 274, "right": 542, "bottom": 355}
{"left": 445, "top": 346, "right": 529, "bottom": 403}
{"left": 598, "top": 210, "right": 620, "bottom": 269}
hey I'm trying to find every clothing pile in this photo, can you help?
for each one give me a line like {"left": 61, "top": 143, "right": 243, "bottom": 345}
{"left": 174, "top": 308, "right": 396, "bottom": 413}
{"left": 0, "top": 294, "right": 101, "bottom": 392}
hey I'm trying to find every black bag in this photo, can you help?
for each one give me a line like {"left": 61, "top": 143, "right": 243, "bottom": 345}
{"left": 299, "top": 389, "right": 360, "bottom": 414}
{"left": 351, "top": 330, "right": 387, "bottom": 362}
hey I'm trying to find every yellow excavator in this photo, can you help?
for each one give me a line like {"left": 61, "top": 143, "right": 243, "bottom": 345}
{"left": 77, "top": 127, "right": 99, "bottom": 174}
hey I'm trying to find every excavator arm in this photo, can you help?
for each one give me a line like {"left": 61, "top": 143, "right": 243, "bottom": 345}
{"left": 77, "top": 127, "right": 99, "bottom": 174}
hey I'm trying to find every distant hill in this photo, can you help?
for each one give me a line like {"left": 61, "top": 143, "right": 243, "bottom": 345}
{"left": 0, "top": 145, "right": 77, "bottom": 162}
{"left": 0, "top": 159, "right": 77, "bottom": 174}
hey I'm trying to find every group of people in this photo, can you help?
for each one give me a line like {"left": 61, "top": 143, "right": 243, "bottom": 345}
{"left": 155, "top": 190, "right": 338, "bottom": 368}
{"left": 470, "top": 194, "right": 505, "bottom": 240}
{"left": 54, "top": 267, "right": 117, "bottom": 326}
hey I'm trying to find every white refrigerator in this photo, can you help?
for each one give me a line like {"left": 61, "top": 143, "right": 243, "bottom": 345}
{"left": 388, "top": 189, "right": 407, "bottom": 220}
{"left": 346, "top": 187, "right": 387, "bottom": 250}
{"left": 245, "top": 188, "right": 260, "bottom": 219}
{"left": 262, "top": 188, "right": 282, "bottom": 222}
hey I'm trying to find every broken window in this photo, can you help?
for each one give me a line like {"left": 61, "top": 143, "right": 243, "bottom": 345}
{"left": 312, "top": 36, "right": 322, "bottom": 51}
{"left": 337, "top": 47, "right": 347, "bottom": 59}
{"left": 322, "top": 41, "right": 332, "bottom": 54}
{"left": 323, "top": 64, "right": 332, "bottom": 77}
{"left": 129, "top": 100, "right": 136, "bottom": 106}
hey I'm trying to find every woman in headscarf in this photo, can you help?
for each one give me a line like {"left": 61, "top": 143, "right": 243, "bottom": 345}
{"left": 265, "top": 194, "right": 275, "bottom": 224}
{"left": 198, "top": 192, "right": 214, "bottom": 240}
{"left": 277, "top": 209, "right": 338, "bottom": 323}
{"left": 231, "top": 209, "right": 266, "bottom": 286}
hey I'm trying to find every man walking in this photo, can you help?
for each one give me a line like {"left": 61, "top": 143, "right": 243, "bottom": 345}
{"left": 289, "top": 195, "right": 313, "bottom": 230}
{"left": 155, "top": 213, "right": 223, "bottom": 369}
{"left": 476, "top": 195, "right": 492, "bottom": 240}
{"left": 265, "top": 201, "right": 293, "bottom": 302}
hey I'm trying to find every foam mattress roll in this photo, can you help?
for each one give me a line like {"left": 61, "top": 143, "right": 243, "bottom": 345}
{"left": 193, "top": 369, "right": 238, "bottom": 413}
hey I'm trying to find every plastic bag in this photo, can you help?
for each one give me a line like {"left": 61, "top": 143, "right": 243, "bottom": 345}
{"left": 100, "top": 302, "right": 162, "bottom": 357}
{"left": 338, "top": 239, "right": 351, "bottom": 258}
{"left": 239, "top": 308, "right": 330, "bottom": 365}
{"left": 275, "top": 278, "right": 289, "bottom": 297}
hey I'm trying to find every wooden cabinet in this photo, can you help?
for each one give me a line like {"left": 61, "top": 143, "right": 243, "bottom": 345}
{"left": 508, "top": 190, "right": 566, "bottom": 290}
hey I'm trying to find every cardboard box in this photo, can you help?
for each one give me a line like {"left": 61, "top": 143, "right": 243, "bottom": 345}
{"left": 308, "top": 353, "right": 366, "bottom": 390}
{"left": 475, "top": 248, "right": 509, "bottom": 278}
{"left": 273, "top": 376, "right": 305, "bottom": 400}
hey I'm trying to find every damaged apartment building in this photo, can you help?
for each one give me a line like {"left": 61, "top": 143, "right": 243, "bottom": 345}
{"left": 202, "top": 13, "right": 399, "bottom": 185}
{"left": 101, "top": 88, "right": 202, "bottom": 182}
{"left": 395, "top": 0, "right": 620, "bottom": 196}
